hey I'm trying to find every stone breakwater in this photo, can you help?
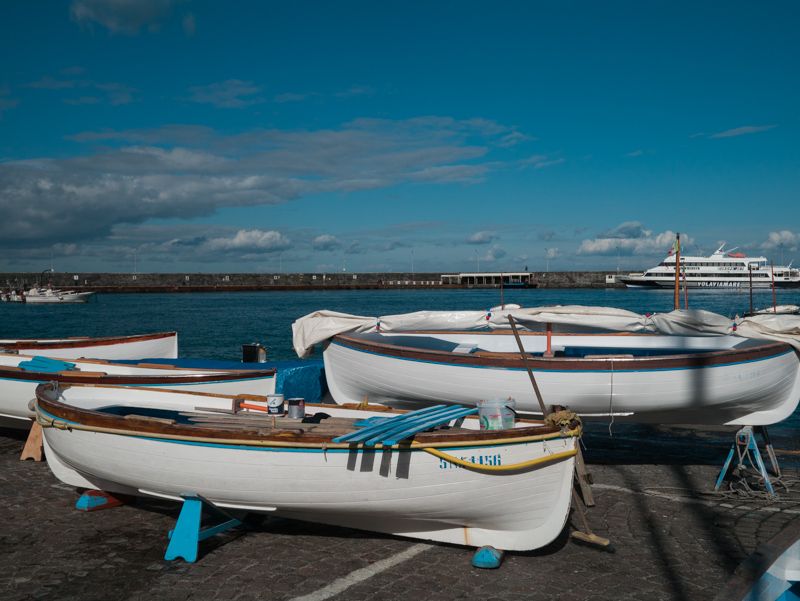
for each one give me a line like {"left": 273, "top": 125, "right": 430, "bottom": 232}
{"left": 0, "top": 271, "right": 627, "bottom": 292}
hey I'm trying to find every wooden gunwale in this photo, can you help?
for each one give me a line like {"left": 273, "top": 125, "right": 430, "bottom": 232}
{"left": 331, "top": 333, "right": 792, "bottom": 372}
{"left": 0, "top": 331, "right": 177, "bottom": 351}
{"left": 35, "top": 385, "right": 569, "bottom": 448}
{"left": 0, "top": 365, "right": 276, "bottom": 385}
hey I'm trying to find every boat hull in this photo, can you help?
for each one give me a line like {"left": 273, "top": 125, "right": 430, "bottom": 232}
{"left": 37, "top": 386, "right": 577, "bottom": 552}
{"left": 0, "top": 356, "right": 276, "bottom": 428}
{"left": 0, "top": 332, "right": 178, "bottom": 360}
{"left": 323, "top": 333, "right": 800, "bottom": 426}
{"left": 23, "top": 291, "right": 95, "bottom": 303}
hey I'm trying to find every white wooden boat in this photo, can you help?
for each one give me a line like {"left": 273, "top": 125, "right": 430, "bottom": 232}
{"left": 0, "top": 354, "right": 276, "bottom": 428}
{"left": 293, "top": 307, "right": 800, "bottom": 426}
{"left": 22, "top": 287, "right": 95, "bottom": 303}
{"left": 0, "top": 331, "right": 178, "bottom": 360}
{"left": 36, "top": 383, "right": 580, "bottom": 552}
{"left": 322, "top": 330, "right": 800, "bottom": 425}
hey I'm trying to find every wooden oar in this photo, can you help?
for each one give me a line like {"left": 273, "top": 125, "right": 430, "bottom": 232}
{"left": 507, "top": 315, "right": 548, "bottom": 418}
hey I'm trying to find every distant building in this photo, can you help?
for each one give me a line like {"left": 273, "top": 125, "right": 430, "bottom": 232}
{"left": 440, "top": 272, "right": 538, "bottom": 287}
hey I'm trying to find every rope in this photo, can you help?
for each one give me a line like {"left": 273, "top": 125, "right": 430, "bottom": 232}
{"left": 423, "top": 447, "right": 577, "bottom": 472}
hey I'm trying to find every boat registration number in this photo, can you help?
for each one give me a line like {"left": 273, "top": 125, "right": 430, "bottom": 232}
{"left": 439, "top": 454, "right": 501, "bottom": 468}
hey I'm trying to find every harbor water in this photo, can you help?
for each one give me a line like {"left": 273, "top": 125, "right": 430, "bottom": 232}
{"left": 2, "top": 287, "right": 796, "bottom": 360}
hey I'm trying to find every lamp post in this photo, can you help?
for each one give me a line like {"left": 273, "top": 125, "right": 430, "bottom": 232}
{"left": 545, "top": 248, "right": 549, "bottom": 272}
{"left": 343, "top": 250, "right": 346, "bottom": 273}
{"left": 50, "top": 246, "right": 55, "bottom": 273}
{"left": 616, "top": 245, "right": 620, "bottom": 273}
{"left": 474, "top": 249, "right": 480, "bottom": 273}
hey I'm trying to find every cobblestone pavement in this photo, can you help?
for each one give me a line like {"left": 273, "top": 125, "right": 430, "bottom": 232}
{"left": 3, "top": 423, "right": 800, "bottom": 601}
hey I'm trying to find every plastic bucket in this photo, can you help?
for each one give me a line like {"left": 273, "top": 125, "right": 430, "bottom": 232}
{"left": 477, "top": 398, "right": 516, "bottom": 430}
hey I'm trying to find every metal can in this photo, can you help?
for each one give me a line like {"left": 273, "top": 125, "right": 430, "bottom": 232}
{"left": 266, "top": 394, "right": 284, "bottom": 415}
{"left": 287, "top": 398, "right": 305, "bottom": 419}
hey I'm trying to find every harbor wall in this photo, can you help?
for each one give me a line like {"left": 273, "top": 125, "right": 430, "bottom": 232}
{"left": 0, "top": 271, "right": 627, "bottom": 292}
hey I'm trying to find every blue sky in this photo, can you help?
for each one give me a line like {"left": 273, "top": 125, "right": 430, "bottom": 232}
{"left": 1, "top": 1, "right": 798, "bottom": 274}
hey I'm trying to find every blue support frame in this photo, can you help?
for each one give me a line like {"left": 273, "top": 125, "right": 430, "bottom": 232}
{"left": 715, "top": 426, "right": 776, "bottom": 496}
{"left": 165, "top": 493, "right": 248, "bottom": 562}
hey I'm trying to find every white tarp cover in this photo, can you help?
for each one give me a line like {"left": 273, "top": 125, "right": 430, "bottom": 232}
{"left": 292, "top": 306, "right": 800, "bottom": 358}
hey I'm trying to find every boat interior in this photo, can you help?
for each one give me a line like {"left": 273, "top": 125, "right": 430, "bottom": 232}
{"left": 342, "top": 330, "right": 767, "bottom": 358}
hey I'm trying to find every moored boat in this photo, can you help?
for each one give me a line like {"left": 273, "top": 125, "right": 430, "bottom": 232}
{"left": 0, "top": 331, "right": 179, "bottom": 360}
{"left": 36, "top": 383, "right": 580, "bottom": 552}
{"left": 617, "top": 244, "right": 800, "bottom": 289}
{"left": 294, "top": 307, "right": 800, "bottom": 426}
{"left": 0, "top": 354, "right": 277, "bottom": 428}
{"left": 22, "top": 287, "right": 95, "bottom": 303}
{"left": 744, "top": 304, "right": 800, "bottom": 317}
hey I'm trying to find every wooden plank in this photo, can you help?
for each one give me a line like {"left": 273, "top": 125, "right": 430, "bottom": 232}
{"left": 20, "top": 421, "right": 43, "bottom": 461}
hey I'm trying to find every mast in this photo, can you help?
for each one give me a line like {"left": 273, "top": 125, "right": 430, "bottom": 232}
{"left": 673, "top": 233, "right": 680, "bottom": 310}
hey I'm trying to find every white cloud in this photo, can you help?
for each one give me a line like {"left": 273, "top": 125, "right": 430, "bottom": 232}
{"left": 70, "top": 0, "right": 186, "bottom": 35}
{"left": 761, "top": 231, "right": 799, "bottom": 252}
{"left": 545, "top": 247, "right": 561, "bottom": 260}
{"left": 205, "top": 229, "right": 290, "bottom": 252}
{"left": 711, "top": 125, "right": 776, "bottom": 138}
{"left": 626, "top": 150, "right": 643, "bottom": 157}
{"left": 533, "top": 158, "right": 564, "bottom": 169}
{"left": 274, "top": 93, "right": 307, "bottom": 103}
{"left": 313, "top": 235, "right": 343, "bottom": 251}
{"left": 467, "top": 231, "right": 498, "bottom": 245}
{"left": 577, "top": 226, "right": 693, "bottom": 256}
{"left": 0, "top": 117, "right": 529, "bottom": 248}
{"left": 184, "top": 80, "right": 265, "bottom": 108}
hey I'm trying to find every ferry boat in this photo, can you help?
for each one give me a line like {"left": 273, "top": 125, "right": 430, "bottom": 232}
{"left": 616, "top": 245, "right": 800, "bottom": 289}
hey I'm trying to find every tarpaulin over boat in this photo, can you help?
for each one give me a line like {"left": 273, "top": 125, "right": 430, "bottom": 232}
{"left": 291, "top": 306, "right": 800, "bottom": 358}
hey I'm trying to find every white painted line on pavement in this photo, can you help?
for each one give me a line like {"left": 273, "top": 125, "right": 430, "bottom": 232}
{"left": 289, "top": 543, "right": 430, "bottom": 601}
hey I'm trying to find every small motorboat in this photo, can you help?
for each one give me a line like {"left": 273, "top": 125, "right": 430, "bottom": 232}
{"left": 22, "top": 287, "right": 95, "bottom": 303}
{"left": 0, "top": 331, "right": 179, "bottom": 360}
{"left": 36, "top": 383, "right": 580, "bottom": 552}
{"left": 0, "top": 353, "right": 277, "bottom": 429}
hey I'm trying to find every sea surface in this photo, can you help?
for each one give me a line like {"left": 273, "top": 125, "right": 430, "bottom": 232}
{"left": 1, "top": 286, "right": 796, "bottom": 362}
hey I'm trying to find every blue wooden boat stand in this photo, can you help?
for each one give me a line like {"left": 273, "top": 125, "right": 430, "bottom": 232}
{"left": 716, "top": 426, "right": 782, "bottom": 496}
{"left": 165, "top": 493, "right": 250, "bottom": 562}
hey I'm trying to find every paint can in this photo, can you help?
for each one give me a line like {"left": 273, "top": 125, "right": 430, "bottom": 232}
{"left": 266, "top": 394, "right": 284, "bottom": 415}
{"left": 477, "top": 397, "right": 516, "bottom": 430}
{"left": 287, "top": 398, "right": 305, "bottom": 419}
